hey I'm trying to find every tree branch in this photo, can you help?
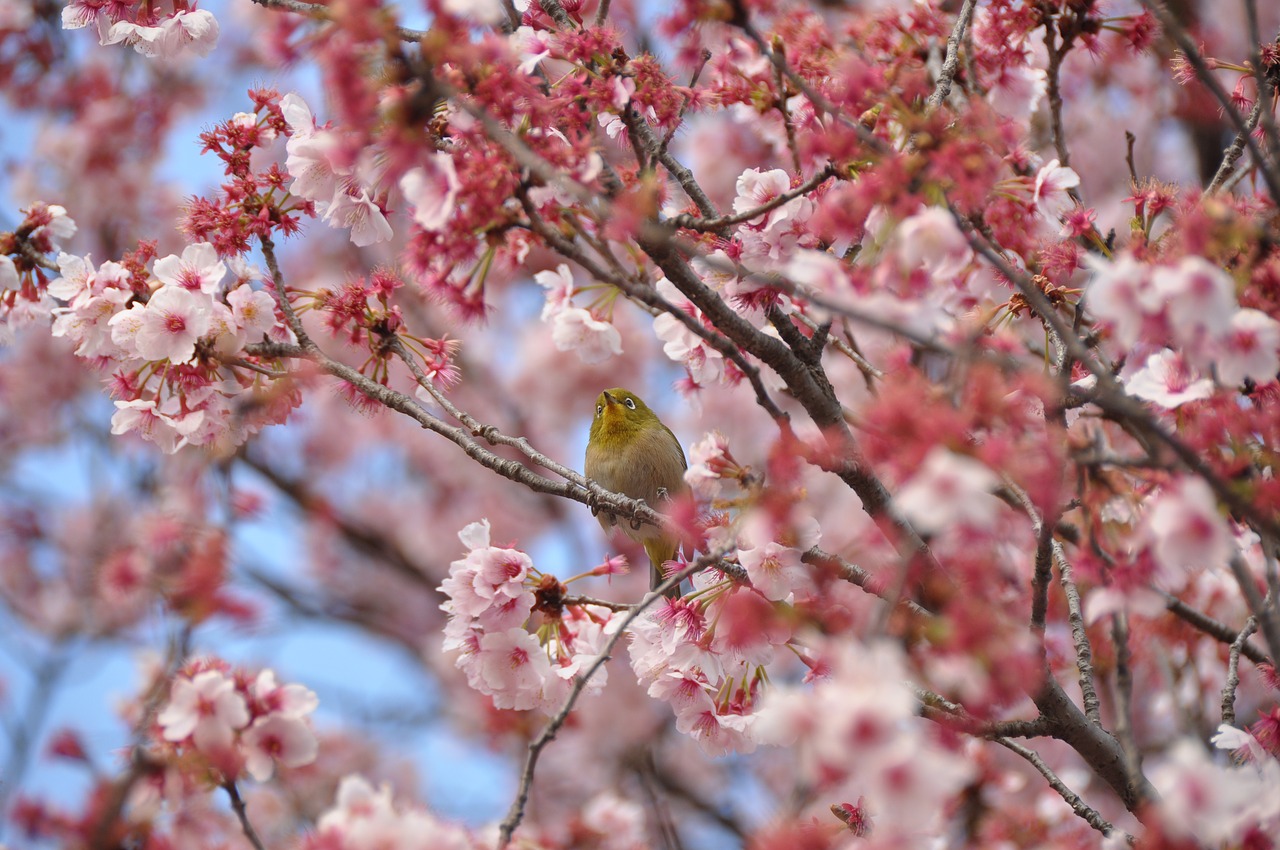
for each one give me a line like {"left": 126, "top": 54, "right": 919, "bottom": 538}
{"left": 926, "top": 0, "right": 976, "bottom": 110}
{"left": 223, "top": 780, "right": 268, "bottom": 850}
{"left": 1138, "top": 0, "right": 1280, "bottom": 204}
{"left": 249, "top": 0, "right": 426, "bottom": 42}
{"left": 993, "top": 737, "right": 1129, "bottom": 840}
{"left": 1220, "top": 616, "right": 1258, "bottom": 727}
{"left": 497, "top": 554, "right": 726, "bottom": 848}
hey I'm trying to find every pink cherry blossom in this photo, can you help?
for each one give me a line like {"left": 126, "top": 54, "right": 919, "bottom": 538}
{"left": 226, "top": 284, "right": 278, "bottom": 338}
{"left": 1085, "top": 253, "right": 1161, "bottom": 348}
{"left": 1153, "top": 256, "right": 1238, "bottom": 351}
{"left": 733, "top": 168, "right": 791, "bottom": 225}
{"left": 986, "top": 64, "right": 1047, "bottom": 119}
{"left": 110, "top": 398, "right": 204, "bottom": 454}
{"left": 510, "top": 27, "right": 551, "bottom": 75}
{"left": 1213, "top": 308, "right": 1280, "bottom": 386}
{"left": 1124, "top": 348, "right": 1214, "bottom": 409}
{"left": 891, "top": 207, "right": 973, "bottom": 285}
{"left": 157, "top": 669, "right": 249, "bottom": 757}
{"left": 400, "top": 153, "right": 461, "bottom": 233}
{"left": 894, "top": 447, "right": 1002, "bottom": 534}
{"left": 105, "top": 10, "right": 219, "bottom": 59}
{"left": 683, "top": 430, "right": 733, "bottom": 496}
{"left": 471, "top": 627, "right": 555, "bottom": 711}
{"left": 1145, "top": 477, "right": 1232, "bottom": 577}
{"left": 534, "top": 263, "right": 576, "bottom": 319}
{"left": 1148, "top": 740, "right": 1280, "bottom": 846}
{"left": 324, "top": 185, "right": 393, "bottom": 247}
{"left": 653, "top": 278, "right": 723, "bottom": 386}
{"left": 241, "top": 714, "right": 319, "bottom": 781}
{"left": 550, "top": 307, "right": 622, "bottom": 364}
{"left": 125, "top": 285, "right": 213, "bottom": 364}
{"left": 736, "top": 512, "right": 821, "bottom": 602}
{"left": 1032, "top": 158, "right": 1080, "bottom": 222}
{"left": 152, "top": 243, "right": 226, "bottom": 294}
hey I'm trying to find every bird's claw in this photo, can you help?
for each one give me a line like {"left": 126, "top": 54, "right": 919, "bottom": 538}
{"left": 629, "top": 498, "right": 649, "bottom": 531}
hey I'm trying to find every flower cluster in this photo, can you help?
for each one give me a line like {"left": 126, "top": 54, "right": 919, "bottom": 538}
{"left": 61, "top": 1, "right": 218, "bottom": 60}
{"left": 47, "top": 243, "right": 293, "bottom": 453}
{"left": 755, "top": 641, "right": 975, "bottom": 844}
{"left": 1088, "top": 254, "right": 1280, "bottom": 406}
{"left": 534, "top": 263, "right": 623, "bottom": 365}
{"left": 439, "top": 519, "right": 617, "bottom": 712}
{"left": 301, "top": 775, "right": 477, "bottom": 850}
{"left": 156, "top": 660, "right": 319, "bottom": 782}
{"left": 282, "top": 93, "right": 393, "bottom": 248}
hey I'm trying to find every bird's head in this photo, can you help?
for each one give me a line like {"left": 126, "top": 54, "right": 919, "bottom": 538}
{"left": 592, "top": 388, "right": 659, "bottom": 437}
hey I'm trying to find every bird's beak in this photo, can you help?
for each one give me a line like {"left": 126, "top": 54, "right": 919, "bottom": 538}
{"left": 602, "top": 391, "right": 618, "bottom": 406}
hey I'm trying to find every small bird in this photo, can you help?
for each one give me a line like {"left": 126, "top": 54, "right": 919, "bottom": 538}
{"left": 585, "top": 388, "right": 688, "bottom": 597}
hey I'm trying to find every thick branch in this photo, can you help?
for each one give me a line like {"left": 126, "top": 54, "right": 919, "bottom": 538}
{"left": 1032, "top": 675, "right": 1155, "bottom": 812}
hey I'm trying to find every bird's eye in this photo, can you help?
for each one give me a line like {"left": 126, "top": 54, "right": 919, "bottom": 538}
{"left": 596, "top": 404, "right": 603, "bottom": 416}
{"left": 624, "top": 397, "right": 636, "bottom": 410}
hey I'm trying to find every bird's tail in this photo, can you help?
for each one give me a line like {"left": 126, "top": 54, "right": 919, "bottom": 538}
{"left": 644, "top": 538, "right": 682, "bottom": 599}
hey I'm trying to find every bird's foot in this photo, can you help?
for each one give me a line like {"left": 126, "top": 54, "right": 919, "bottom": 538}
{"left": 629, "top": 498, "right": 649, "bottom": 531}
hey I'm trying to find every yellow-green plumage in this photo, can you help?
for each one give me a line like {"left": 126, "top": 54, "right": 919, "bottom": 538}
{"left": 585, "top": 388, "right": 687, "bottom": 596}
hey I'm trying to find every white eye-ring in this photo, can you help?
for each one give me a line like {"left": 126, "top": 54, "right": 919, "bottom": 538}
{"left": 596, "top": 404, "right": 603, "bottom": 416}
{"left": 624, "top": 397, "right": 636, "bottom": 410}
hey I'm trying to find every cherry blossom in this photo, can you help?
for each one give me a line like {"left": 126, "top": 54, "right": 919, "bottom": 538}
{"left": 104, "top": 9, "right": 219, "bottom": 59}
{"left": 1123, "top": 348, "right": 1215, "bottom": 409}
{"left": 1152, "top": 256, "right": 1238, "bottom": 352}
{"left": 157, "top": 669, "right": 249, "bottom": 757}
{"left": 1032, "top": 159, "right": 1080, "bottom": 223}
{"left": 1085, "top": 253, "right": 1161, "bottom": 348}
{"left": 117, "top": 285, "right": 213, "bottom": 365}
{"left": 736, "top": 512, "right": 821, "bottom": 601}
{"left": 400, "top": 154, "right": 461, "bottom": 233}
{"left": 549, "top": 307, "right": 622, "bottom": 364}
{"left": 1148, "top": 739, "right": 1280, "bottom": 846}
{"left": 890, "top": 207, "right": 973, "bottom": 285}
{"left": 152, "top": 243, "right": 226, "bottom": 294}
{"left": 894, "top": 447, "right": 1002, "bottom": 534}
{"left": 1214, "top": 308, "right": 1280, "bottom": 386}
{"left": 1144, "top": 477, "right": 1233, "bottom": 578}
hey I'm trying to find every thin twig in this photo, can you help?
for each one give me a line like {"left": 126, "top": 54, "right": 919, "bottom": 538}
{"left": 1207, "top": 98, "right": 1265, "bottom": 194}
{"left": 1227, "top": 555, "right": 1280, "bottom": 668}
{"left": 1110, "top": 612, "right": 1142, "bottom": 787}
{"left": 666, "top": 164, "right": 837, "bottom": 233}
{"left": 993, "top": 737, "right": 1128, "bottom": 840}
{"left": 223, "top": 780, "right": 268, "bottom": 850}
{"left": 559, "top": 594, "right": 634, "bottom": 612}
{"left": 249, "top": 0, "right": 426, "bottom": 42}
{"left": 925, "top": 0, "right": 976, "bottom": 110}
{"left": 0, "top": 648, "right": 72, "bottom": 836}
{"left": 90, "top": 625, "right": 192, "bottom": 850}
{"left": 1221, "top": 617, "right": 1258, "bottom": 727}
{"left": 1139, "top": 0, "right": 1280, "bottom": 203}
{"left": 1242, "top": 2, "right": 1280, "bottom": 168}
{"left": 801, "top": 546, "right": 933, "bottom": 618}
{"left": 1161, "top": 590, "right": 1270, "bottom": 665}
{"left": 496, "top": 554, "right": 726, "bottom": 847}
